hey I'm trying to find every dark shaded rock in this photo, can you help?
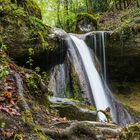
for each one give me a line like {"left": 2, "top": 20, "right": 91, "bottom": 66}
{"left": 0, "top": 0, "right": 67, "bottom": 70}
{"left": 49, "top": 97, "right": 97, "bottom": 121}
{"left": 76, "top": 13, "right": 98, "bottom": 33}
{"left": 106, "top": 31, "right": 140, "bottom": 82}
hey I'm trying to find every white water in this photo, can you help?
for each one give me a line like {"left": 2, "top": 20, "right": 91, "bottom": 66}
{"left": 70, "top": 35, "right": 111, "bottom": 121}
{"left": 101, "top": 32, "right": 107, "bottom": 82}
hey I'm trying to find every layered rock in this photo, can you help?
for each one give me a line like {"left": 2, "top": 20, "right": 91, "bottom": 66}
{"left": 106, "top": 31, "right": 140, "bottom": 82}
{"left": 49, "top": 97, "right": 97, "bottom": 121}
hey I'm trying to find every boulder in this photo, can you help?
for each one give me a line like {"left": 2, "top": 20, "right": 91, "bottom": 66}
{"left": 49, "top": 97, "right": 97, "bottom": 121}
{"left": 76, "top": 13, "right": 98, "bottom": 33}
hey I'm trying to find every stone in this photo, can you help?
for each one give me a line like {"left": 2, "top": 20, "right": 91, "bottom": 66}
{"left": 76, "top": 13, "right": 98, "bottom": 33}
{"left": 0, "top": 0, "right": 67, "bottom": 69}
{"left": 49, "top": 97, "right": 97, "bottom": 121}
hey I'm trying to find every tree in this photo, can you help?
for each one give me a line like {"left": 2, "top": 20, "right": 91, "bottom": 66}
{"left": 86, "top": 0, "right": 93, "bottom": 14}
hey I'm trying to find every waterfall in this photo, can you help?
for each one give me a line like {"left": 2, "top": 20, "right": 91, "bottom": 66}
{"left": 49, "top": 37, "right": 93, "bottom": 103}
{"left": 49, "top": 30, "right": 137, "bottom": 126}
{"left": 70, "top": 35, "right": 111, "bottom": 121}
{"left": 101, "top": 32, "right": 107, "bottom": 82}
{"left": 88, "top": 31, "right": 107, "bottom": 82}
{"left": 49, "top": 64, "right": 67, "bottom": 97}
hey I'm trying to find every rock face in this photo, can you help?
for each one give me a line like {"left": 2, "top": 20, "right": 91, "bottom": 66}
{"left": 76, "top": 13, "right": 97, "bottom": 33}
{"left": 0, "top": 0, "right": 67, "bottom": 69}
{"left": 49, "top": 97, "right": 97, "bottom": 121}
{"left": 106, "top": 31, "right": 140, "bottom": 82}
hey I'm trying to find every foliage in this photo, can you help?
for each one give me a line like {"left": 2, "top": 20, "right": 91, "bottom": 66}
{"left": 0, "top": 43, "right": 9, "bottom": 80}
{"left": 26, "top": 73, "right": 38, "bottom": 93}
{"left": 0, "top": 65, "right": 9, "bottom": 79}
{"left": 35, "top": 0, "right": 87, "bottom": 32}
{"left": 33, "top": 0, "right": 139, "bottom": 32}
{"left": 14, "top": 133, "right": 23, "bottom": 140}
{"left": 30, "top": 16, "right": 46, "bottom": 31}
{"left": 26, "top": 48, "right": 34, "bottom": 69}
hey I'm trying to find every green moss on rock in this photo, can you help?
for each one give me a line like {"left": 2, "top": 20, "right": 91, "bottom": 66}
{"left": 49, "top": 97, "right": 97, "bottom": 121}
{"left": 76, "top": 13, "right": 98, "bottom": 33}
{"left": 12, "top": 0, "right": 42, "bottom": 18}
{"left": 0, "top": 0, "right": 66, "bottom": 69}
{"left": 120, "top": 123, "right": 140, "bottom": 140}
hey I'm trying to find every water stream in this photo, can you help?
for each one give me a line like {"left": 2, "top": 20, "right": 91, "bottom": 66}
{"left": 70, "top": 35, "right": 110, "bottom": 121}
{"left": 49, "top": 30, "right": 137, "bottom": 126}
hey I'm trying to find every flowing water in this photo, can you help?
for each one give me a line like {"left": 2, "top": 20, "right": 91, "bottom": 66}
{"left": 70, "top": 35, "right": 110, "bottom": 121}
{"left": 49, "top": 30, "right": 138, "bottom": 125}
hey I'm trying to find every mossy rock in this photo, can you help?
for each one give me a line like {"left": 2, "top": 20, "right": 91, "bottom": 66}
{"left": 0, "top": 0, "right": 67, "bottom": 69}
{"left": 49, "top": 97, "right": 97, "bottom": 121}
{"left": 11, "top": 0, "right": 41, "bottom": 18}
{"left": 120, "top": 123, "right": 140, "bottom": 140}
{"left": 76, "top": 13, "right": 98, "bottom": 33}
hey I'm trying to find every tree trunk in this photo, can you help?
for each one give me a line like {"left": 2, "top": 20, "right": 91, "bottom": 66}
{"left": 86, "top": 0, "right": 93, "bottom": 14}
{"left": 64, "top": 0, "right": 70, "bottom": 31}
{"left": 119, "top": 0, "right": 122, "bottom": 10}
{"left": 56, "top": 0, "right": 62, "bottom": 28}
{"left": 136, "top": 0, "right": 140, "bottom": 7}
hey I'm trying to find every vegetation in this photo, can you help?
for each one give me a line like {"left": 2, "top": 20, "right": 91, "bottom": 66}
{"left": 34, "top": 0, "right": 140, "bottom": 32}
{"left": 0, "top": 0, "right": 140, "bottom": 139}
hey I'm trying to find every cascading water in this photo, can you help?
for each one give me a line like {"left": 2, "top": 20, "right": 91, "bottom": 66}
{"left": 101, "top": 32, "right": 107, "bottom": 82}
{"left": 70, "top": 35, "right": 111, "bottom": 121}
{"left": 49, "top": 29, "right": 138, "bottom": 126}
{"left": 88, "top": 31, "right": 107, "bottom": 82}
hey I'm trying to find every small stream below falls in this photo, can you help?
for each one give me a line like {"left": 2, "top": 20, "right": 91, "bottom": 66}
{"left": 49, "top": 30, "right": 137, "bottom": 126}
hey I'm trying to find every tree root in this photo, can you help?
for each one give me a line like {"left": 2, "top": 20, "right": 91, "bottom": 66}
{"left": 41, "top": 121, "right": 121, "bottom": 140}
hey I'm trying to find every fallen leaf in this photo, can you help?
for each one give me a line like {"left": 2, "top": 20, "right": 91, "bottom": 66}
{"left": 8, "top": 63, "right": 16, "bottom": 71}
{"left": 3, "top": 91, "right": 12, "bottom": 99}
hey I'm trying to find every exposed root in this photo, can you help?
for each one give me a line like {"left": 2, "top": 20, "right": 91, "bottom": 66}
{"left": 13, "top": 71, "right": 30, "bottom": 111}
{"left": 42, "top": 121, "right": 121, "bottom": 140}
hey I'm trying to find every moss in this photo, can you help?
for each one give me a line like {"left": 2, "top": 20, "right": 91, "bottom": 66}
{"left": 120, "top": 123, "right": 140, "bottom": 140}
{"left": 34, "top": 125, "right": 49, "bottom": 140}
{"left": 37, "top": 31, "right": 49, "bottom": 48}
{"left": 113, "top": 82, "right": 140, "bottom": 118}
{"left": 0, "top": 5, "right": 3, "bottom": 12}
{"left": 30, "top": 16, "right": 45, "bottom": 31}
{"left": 66, "top": 66, "right": 84, "bottom": 102}
{"left": 71, "top": 71, "right": 84, "bottom": 101}
{"left": 76, "top": 13, "right": 98, "bottom": 29}
{"left": 21, "top": 109, "right": 34, "bottom": 123}
{"left": 77, "top": 13, "right": 99, "bottom": 22}
{"left": 25, "top": 72, "right": 44, "bottom": 97}
{"left": 79, "top": 103, "right": 96, "bottom": 111}
{"left": 15, "top": 0, "right": 41, "bottom": 18}
{"left": 67, "top": 98, "right": 95, "bottom": 110}
{"left": 0, "top": 36, "right": 2, "bottom": 46}
{"left": 50, "top": 97, "right": 96, "bottom": 121}
{"left": 0, "top": 0, "right": 65, "bottom": 70}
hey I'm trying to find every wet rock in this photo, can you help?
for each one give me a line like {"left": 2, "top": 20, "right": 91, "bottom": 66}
{"left": 106, "top": 31, "right": 140, "bottom": 82}
{"left": 49, "top": 97, "right": 97, "bottom": 121}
